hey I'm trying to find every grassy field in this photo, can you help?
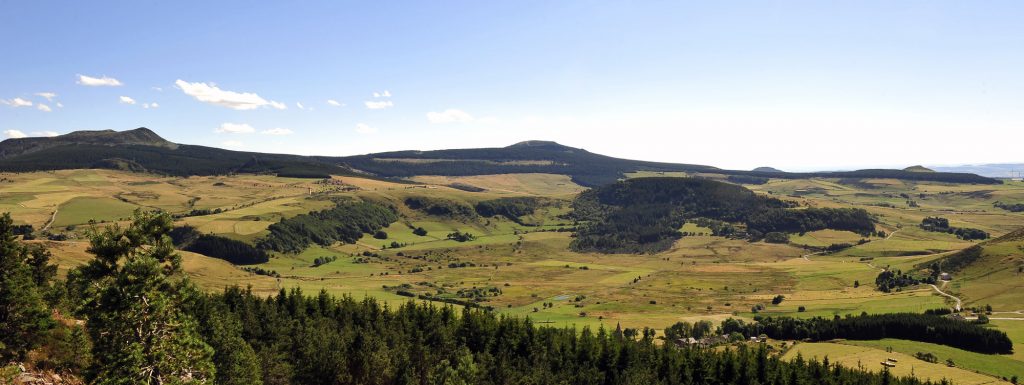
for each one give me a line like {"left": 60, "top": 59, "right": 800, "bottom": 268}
{"left": 840, "top": 338, "right": 1024, "bottom": 381}
{"left": 783, "top": 342, "right": 1013, "bottom": 385}
{"left": 4, "top": 169, "right": 1024, "bottom": 344}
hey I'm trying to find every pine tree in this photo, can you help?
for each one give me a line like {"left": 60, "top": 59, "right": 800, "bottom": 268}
{"left": 75, "top": 210, "right": 215, "bottom": 385}
{"left": 0, "top": 213, "right": 53, "bottom": 361}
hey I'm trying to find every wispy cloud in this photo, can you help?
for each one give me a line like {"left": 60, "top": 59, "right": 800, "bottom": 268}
{"left": 143, "top": 103, "right": 159, "bottom": 109}
{"left": 175, "top": 79, "right": 285, "bottom": 110}
{"left": 355, "top": 123, "right": 378, "bottom": 134}
{"left": 35, "top": 92, "right": 57, "bottom": 101}
{"left": 1, "top": 97, "right": 33, "bottom": 107}
{"left": 364, "top": 100, "right": 393, "bottom": 110}
{"left": 3, "top": 130, "right": 27, "bottom": 138}
{"left": 326, "top": 99, "right": 344, "bottom": 107}
{"left": 372, "top": 90, "right": 392, "bottom": 98}
{"left": 37, "top": 104, "right": 52, "bottom": 112}
{"left": 77, "top": 74, "right": 123, "bottom": 87}
{"left": 119, "top": 96, "right": 136, "bottom": 105}
{"left": 296, "top": 102, "right": 312, "bottom": 110}
{"left": 262, "top": 127, "right": 294, "bottom": 136}
{"left": 214, "top": 122, "right": 256, "bottom": 134}
{"left": 33, "top": 131, "right": 58, "bottom": 137}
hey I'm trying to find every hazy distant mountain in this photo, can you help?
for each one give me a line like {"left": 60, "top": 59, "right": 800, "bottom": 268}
{"left": 931, "top": 164, "right": 1024, "bottom": 178}
{"left": 752, "top": 167, "right": 783, "bottom": 173}
{"left": 902, "top": 165, "right": 935, "bottom": 173}
{"left": 0, "top": 128, "right": 1001, "bottom": 186}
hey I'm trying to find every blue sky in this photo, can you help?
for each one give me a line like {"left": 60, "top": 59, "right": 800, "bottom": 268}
{"left": 1, "top": 1, "right": 1021, "bottom": 170}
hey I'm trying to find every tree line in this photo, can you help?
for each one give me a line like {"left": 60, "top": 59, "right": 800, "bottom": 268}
{"left": 720, "top": 313, "right": 1013, "bottom": 354}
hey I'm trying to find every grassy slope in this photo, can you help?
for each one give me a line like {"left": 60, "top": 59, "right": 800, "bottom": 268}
{"left": 783, "top": 342, "right": 1012, "bottom": 385}
{"left": 841, "top": 338, "right": 1024, "bottom": 380}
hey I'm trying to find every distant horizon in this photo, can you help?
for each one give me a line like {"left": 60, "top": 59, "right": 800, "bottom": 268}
{"left": 3, "top": 126, "right": 1020, "bottom": 175}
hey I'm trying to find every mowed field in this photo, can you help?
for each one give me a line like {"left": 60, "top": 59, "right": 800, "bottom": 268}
{"left": 4, "top": 169, "right": 1024, "bottom": 380}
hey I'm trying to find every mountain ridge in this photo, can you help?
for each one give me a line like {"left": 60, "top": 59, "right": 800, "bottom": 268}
{"left": 0, "top": 128, "right": 1002, "bottom": 186}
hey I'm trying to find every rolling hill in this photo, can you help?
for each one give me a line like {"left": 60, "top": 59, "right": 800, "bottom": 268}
{"left": 0, "top": 127, "right": 1001, "bottom": 186}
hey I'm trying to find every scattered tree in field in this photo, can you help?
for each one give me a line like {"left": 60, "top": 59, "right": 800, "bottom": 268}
{"left": 771, "top": 295, "right": 785, "bottom": 305}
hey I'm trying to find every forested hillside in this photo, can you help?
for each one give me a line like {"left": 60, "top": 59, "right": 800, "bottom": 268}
{"left": 571, "top": 177, "right": 875, "bottom": 253}
{"left": 0, "top": 128, "right": 999, "bottom": 186}
{"left": 0, "top": 128, "right": 350, "bottom": 178}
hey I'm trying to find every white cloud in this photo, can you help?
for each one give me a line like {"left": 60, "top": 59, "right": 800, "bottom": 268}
{"left": 77, "top": 74, "right": 123, "bottom": 87}
{"left": 175, "top": 79, "right": 284, "bottom": 110}
{"left": 296, "top": 102, "right": 306, "bottom": 110}
{"left": 33, "top": 131, "right": 58, "bottom": 137}
{"left": 152, "top": 86, "right": 163, "bottom": 92}
{"left": 1, "top": 97, "right": 33, "bottom": 107}
{"left": 56, "top": 102, "right": 64, "bottom": 108}
{"left": 35, "top": 92, "right": 57, "bottom": 101}
{"left": 427, "top": 109, "right": 476, "bottom": 124}
{"left": 37, "top": 104, "right": 52, "bottom": 112}
{"left": 364, "top": 100, "right": 393, "bottom": 110}
{"left": 262, "top": 127, "right": 294, "bottom": 136}
{"left": 221, "top": 140, "right": 244, "bottom": 148}
{"left": 4, "top": 130, "right": 27, "bottom": 139}
{"left": 143, "top": 103, "right": 159, "bottom": 109}
{"left": 326, "top": 99, "right": 344, "bottom": 107}
{"left": 119, "top": 96, "right": 136, "bottom": 105}
{"left": 355, "top": 123, "right": 378, "bottom": 134}
{"left": 372, "top": 90, "right": 392, "bottom": 98}
{"left": 214, "top": 123, "right": 256, "bottom": 134}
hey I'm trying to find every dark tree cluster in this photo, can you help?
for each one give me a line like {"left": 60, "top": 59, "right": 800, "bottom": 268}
{"left": 720, "top": 313, "right": 1013, "bottom": 354}
{"left": 875, "top": 269, "right": 934, "bottom": 293}
{"left": 474, "top": 197, "right": 540, "bottom": 222}
{"left": 403, "top": 196, "right": 476, "bottom": 219}
{"left": 994, "top": 201, "right": 1024, "bottom": 212}
{"left": 169, "top": 225, "right": 270, "bottom": 265}
{"left": 726, "top": 175, "right": 769, "bottom": 185}
{"left": 446, "top": 231, "right": 476, "bottom": 242}
{"left": 570, "top": 178, "right": 873, "bottom": 253}
{"left": 919, "top": 217, "right": 990, "bottom": 241}
{"left": 257, "top": 201, "right": 399, "bottom": 253}
{"left": 745, "top": 208, "right": 874, "bottom": 235}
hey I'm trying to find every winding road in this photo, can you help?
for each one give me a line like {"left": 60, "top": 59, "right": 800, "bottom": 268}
{"left": 929, "top": 283, "right": 962, "bottom": 312}
{"left": 41, "top": 208, "right": 58, "bottom": 231}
